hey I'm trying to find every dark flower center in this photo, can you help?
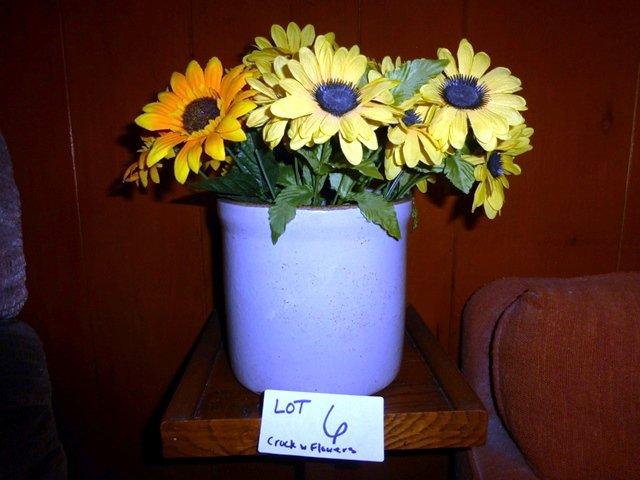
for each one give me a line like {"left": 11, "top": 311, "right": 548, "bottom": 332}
{"left": 441, "top": 74, "right": 486, "bottom": 109}
{"left": 487, "top": 151, "right": 504, "bottom": 177}
{"left": 403, "top": 110, "right": 421, "bottom": 126}
{"left": 314, "top": 81, "right": 359, "bottom": 116}
{"left": 182, "top": 97, "right": 220, "bottom": 133}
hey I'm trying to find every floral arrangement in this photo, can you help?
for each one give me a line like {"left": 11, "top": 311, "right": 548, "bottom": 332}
{"left": 124, "top": 23, "right": 532, "bottom": 243}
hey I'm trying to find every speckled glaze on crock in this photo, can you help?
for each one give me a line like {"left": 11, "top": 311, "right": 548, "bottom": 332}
{"left": 217, "top": 198, "right": 412, "bottom": 395}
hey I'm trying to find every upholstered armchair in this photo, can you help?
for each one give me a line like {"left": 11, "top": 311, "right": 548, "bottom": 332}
{"left": 456, "top": 273, "right": 640, "bottom": 480}
{"left": 0, "top": 134, "right": 67, "bottom": 478}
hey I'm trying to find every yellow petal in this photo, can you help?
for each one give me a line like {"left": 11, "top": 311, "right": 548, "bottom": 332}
{"left": 147, "top": 132, "right": 184, "bottom": 166}
{"left": 485, "top": 102, "right": 525, "bottom": 125}
{"left": 487, "top": 178, "right": 504, "bottom": 210}
{"left": 271, "top": 24, "right": 288, "bottom": 49}
{"left": 429, "top": 106, "right": 455, "bottom": 144}
{"left": 420, "top": 78, "right": 445, "bottom": 105}
{"left": 339, "top": 135, "right": 363, "bottom": 165}
{"left": 456, "top": 39, "right": 474, "bottom": 76}
{"left": 490, "top": 93, "right": 527, "bottom": 110}
{"left": 402, "top": 133, "right": 420, "bottom": 167}
{"left": 140, "top": 169, "right": 148, "bottom": 187}
{"left": 187, "top": 141, "right": 203, "bottom": 173}
{"left": 286, "top": 22, "right": 301, "bottom": 52}
{"left": 298, "top": 47, "right": 322, "bottom": 84}
{"left": 135, "top": 113, "right": 182, "bottom": 132}
{"left": 254, "top": 36, "right": 272, "bottom": 49}
{"left": 217, "top": 116, "right": 242, "bottom": 134}
{"left": 174, "top": 148, "right": 190, "bottom": 183}
{"left": 264, "top": 119, "right": 287, "bottom": 144}
{"left": 220, "top": 73, "right": 249, "bottom": 104}
{"left": 157, "top": 91, "right": 182, "bottom": 109}
{"left": 359, "top": 78, "right": 397, "bottom": 103}
{"left": 339, "top": 115, "right": 358, "bottom": 142}
{"left": 204, "top": 133, "right": 225, "bottom": 160}
{"left": 227, "top": 100, "right": 257, "bottom": 119}
{"left": 470, "top": 51, "right": 491, "bottom": 78}
{"left": 319, "top": 114, "right": 340, "bottom": 137}
{"left": 271, "top": 95, "right": 316, "bottom": 118}
{"left": 385, "top": 153, "right": 402, "bottom": 179}
{"left": 204, "top": 57, "right": 223, "bottom": 91}
{"left": 481, "top": 68, "right": 522, "bottom": 94}
{"left": 300, "top": 24, "right": 315, "bottom": 46}
{"left": 314, "top": 35, "right": 334, "bottom": 80}
{"left": 279, "top": 78, "right": 314, "bottom": 99}
{"left": 449, "top": 110, "right": 468, "bottom": 149}
{"left": 388, "top": 125, "right": 407, "bottom": 145}
{"left": 472, "top": 181, "right": 486, "bottom": 211}
{"left": 467, "top": 110, "right": 494, "bottom": 145}
{"left": 186, "top": 60, "right": 205, "bottom": 92}
{"left": 247, "top": 106, "right": 269, "bottom": 127}
{"left": 150, "top": 166, "right": 160, "bottom": 184}
{"left": 170, "top": 72, "right": 192, "bottom": 99}
{"left": 437, "top": 48, "right": 458, "bottom": 76}
{"left": 287, "top": 59, "right": 316, "bottom": 91}
{"left": 299, "top": 112, "right": 325, "bottom": 139}
{"left": 331, "top": 48, "right": 348, "bottom": 80}
{"left": 343, "top": 53, "right": 367, "bottom": 85}
{"left": 359, "top": 104, "right": 396, "bottom": 123}
{"left": 220, "top": 128, "right": 247, "bottom": 142}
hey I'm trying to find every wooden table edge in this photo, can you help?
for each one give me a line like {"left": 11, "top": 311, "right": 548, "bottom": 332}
{"left": 161, "top": 407, "right": 487, "bottom": 458}
{"left": 160, "top": 307, "right": 488, "bottom": 458}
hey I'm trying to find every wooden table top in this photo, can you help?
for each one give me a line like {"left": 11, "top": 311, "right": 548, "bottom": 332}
{"left": 161, "top": 307, "right": 487, "bottom": 458}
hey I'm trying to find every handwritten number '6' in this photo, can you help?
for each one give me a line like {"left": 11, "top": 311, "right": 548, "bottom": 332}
{"left": 322, "top": 405, "right": 348, "bottom": 445}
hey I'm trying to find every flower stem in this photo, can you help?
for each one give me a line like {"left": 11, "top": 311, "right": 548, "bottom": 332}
{"left": 254, "top": 149, "right": 276, "bottom": 201}
{"left": 384, "top": 172, "right": 403, "bottom": 200}
{"left": 294, "top": 157, "right": 302, "bottom": 185}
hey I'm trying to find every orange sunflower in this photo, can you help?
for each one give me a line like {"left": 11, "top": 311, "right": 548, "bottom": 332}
{"left": 135, "top": 58, "right": 256, "bottom": 183}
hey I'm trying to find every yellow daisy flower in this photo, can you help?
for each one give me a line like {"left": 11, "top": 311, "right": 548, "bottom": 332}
{"left": 123, "top": 137, "right": 173, "bottom": 187}
{"left": 420, "top": 39, "right": 526, "bottom": 151}
{"left": 135, "top": 58, "right": 256, "bottom": 183}
{"left": 367, "top": 56, "right": 403, "bottom": 106}
{"left": 246, "top": 56, "right": 290, "bottom": 149}
{"left": 465, "top": 124, "right": 533, "bottom": 218}
{"left": 243, "top": 22, "right": 334, "bottom": 73}
{"left": 384, "top": 105, "right": 447, "bottom": 180}
{"left": 269, "top": 35, "right": 399, "bottom": 165}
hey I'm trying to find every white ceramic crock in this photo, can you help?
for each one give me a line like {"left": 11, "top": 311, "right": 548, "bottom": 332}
{"left": 217, "top": 198, "right": 412, "bottom": 395}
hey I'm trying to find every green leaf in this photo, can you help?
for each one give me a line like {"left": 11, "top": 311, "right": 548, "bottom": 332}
{"left": 277, "top": 164, "right": 297, "bottom": 187}
{"left": 268, "top": 184, "right": 314, "bottom": 244}
{"left": 386, "top": 59, "right": 448, "bottom": 104}
{"left": 336, "top": 173, "right": 356, "bottom": 200}
{"left": 443, "top": 151, "right": 475, "bottom": 194}
{"left": 353, "top": 155, "right": 384, "bottom": 180}
{"left": 296, "top": 142, "right": 332, "bottom": 173}
{"left": 349, "top": 191, "right": 401, "bottom": 240}
{"left": 194, "top": 168, "right": 264, "bottom": 201}
{"left": 231, "top": 130, "right": 278, "bottom": 200}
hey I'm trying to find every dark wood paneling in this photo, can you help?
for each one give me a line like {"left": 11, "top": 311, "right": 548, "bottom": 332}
{"left": 0, "top": 1, "right": 100, "bottom": 474}
{"left": 619, "top": 64, "right": 640, "bottom": 270}
{"left": 359, "top": 0, "right": 464, "bottom": 342}
{"left": 2, "top": 0, "right": 640, "bottom": 477}
{"left": 59, "top": 0, "right": 213, "bottom": 476}
{"left": 449, "top": 0, "right": 640, "bottom": 356}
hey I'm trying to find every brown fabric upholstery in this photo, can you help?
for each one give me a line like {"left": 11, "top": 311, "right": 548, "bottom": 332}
{"left": 492, "top": 274, "right": 640, "bottom": 479}
{"left": 456, "top": 273, "right": 640, "bottom": 480}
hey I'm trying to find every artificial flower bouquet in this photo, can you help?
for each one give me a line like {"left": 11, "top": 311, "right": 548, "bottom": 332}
{"left": 124, "top": 23, "right": 533, "bottom": 243}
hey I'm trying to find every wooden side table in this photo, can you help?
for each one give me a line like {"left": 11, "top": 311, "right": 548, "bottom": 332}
{"left": 161, "top": 306, "right": 487, "bottom": 458}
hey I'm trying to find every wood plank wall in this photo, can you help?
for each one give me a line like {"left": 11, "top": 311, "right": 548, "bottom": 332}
{"left": 1, "top": 0, "right": 639, "bottom": 477}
